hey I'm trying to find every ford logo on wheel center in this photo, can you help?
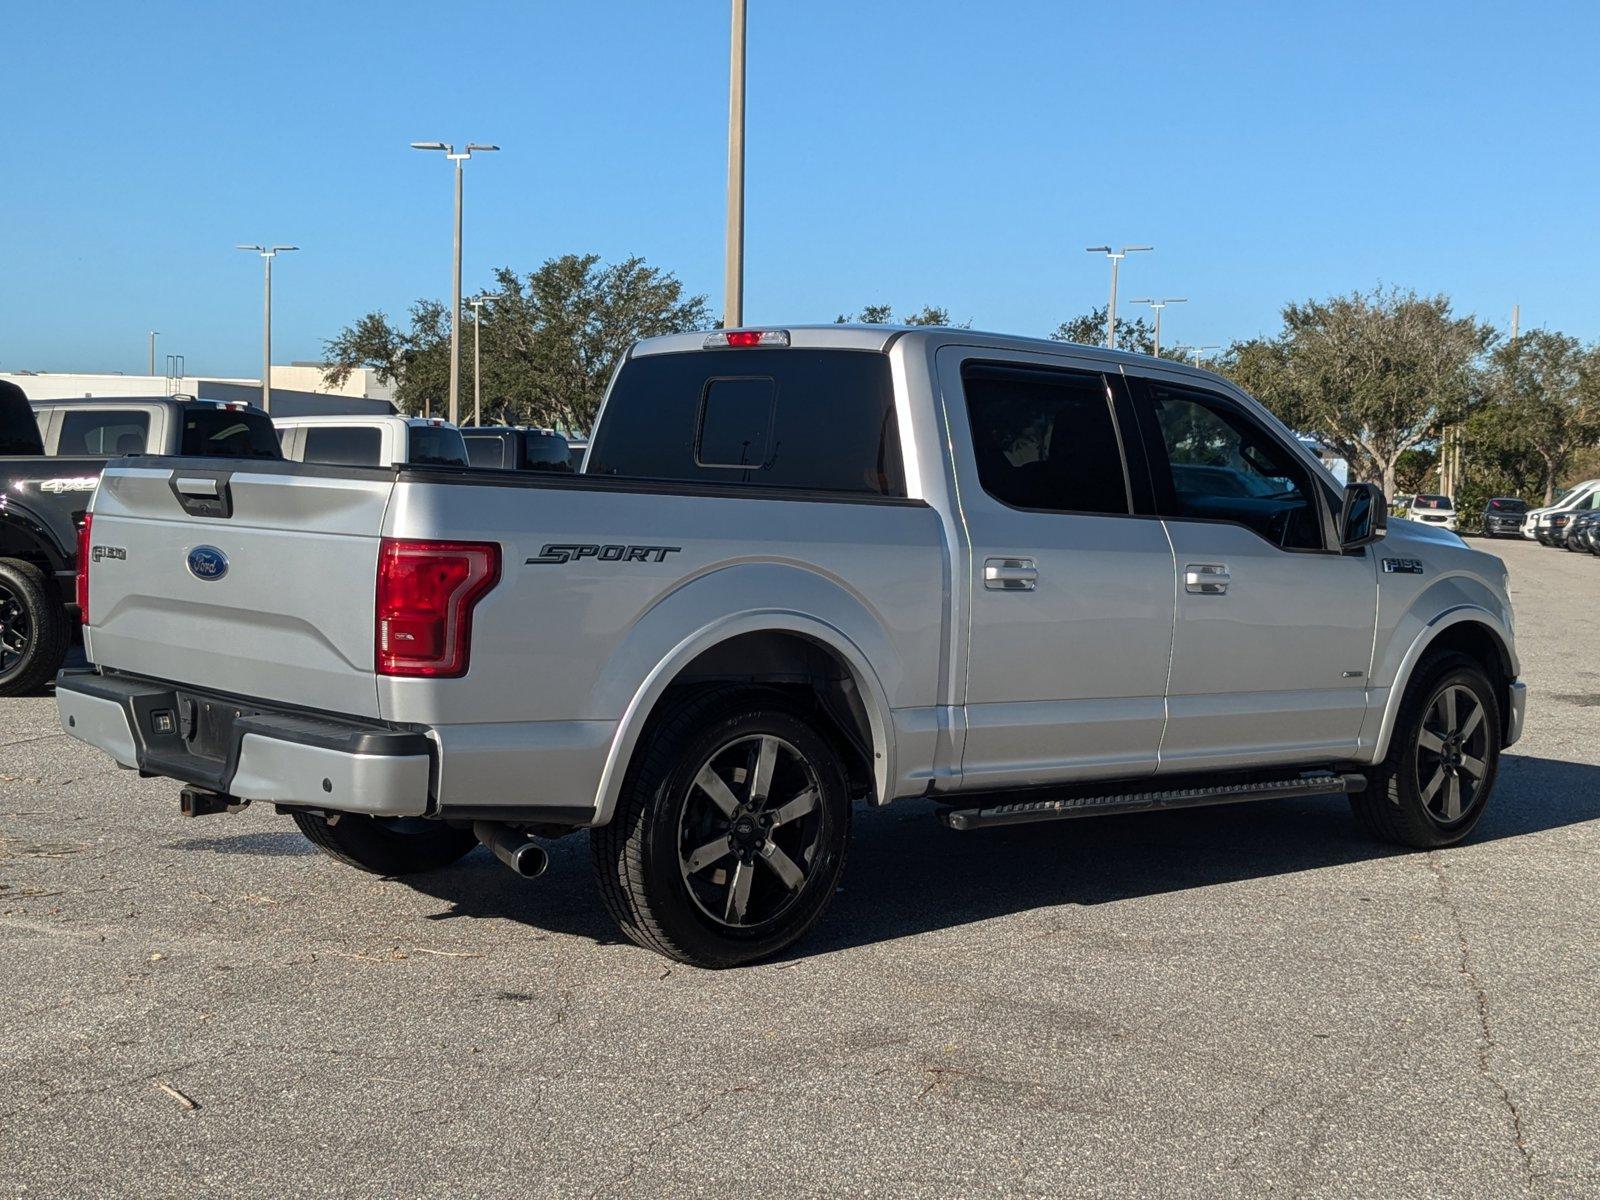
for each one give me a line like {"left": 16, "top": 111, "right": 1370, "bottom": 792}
{"left": 186, "top": 545, "right": 229, "bottom": 581}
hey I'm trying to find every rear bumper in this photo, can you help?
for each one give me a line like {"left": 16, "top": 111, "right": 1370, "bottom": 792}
{"left": 55, "top": 669, "right": 433, "bottom": 817}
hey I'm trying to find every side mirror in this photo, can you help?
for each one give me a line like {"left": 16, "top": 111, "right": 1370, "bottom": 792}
{"left": 1340, "top": 482, "right": 1387, "bottom": 549}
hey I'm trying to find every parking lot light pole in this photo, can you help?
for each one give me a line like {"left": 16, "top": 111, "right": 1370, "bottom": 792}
{"left": 1184, "top": 344, "right": 1220, "bottom": 368}
{"left": 466, "top": 294, "right": 488, "bottom": 428}
{"left": 411, "top": 140, "right": 498, "bottom": 425}
{"left": 1086, "top": 245, "right": 1152, "bottom": 349}
{"left": 147, "top": 330, "right": 158, "bottom": 377}
{"left": 724, "top": 0, "right": 747, "bottom": 329}
{"left": 235, "top": 245, "right": 297, "bottom": 414}
{"left": 1128, "top": 297, "right": 1186, "bottom": 359}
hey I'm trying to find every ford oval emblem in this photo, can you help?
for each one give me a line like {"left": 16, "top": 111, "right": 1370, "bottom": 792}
{"left": 186, "top": 545, "right": 229, "bottom": 581}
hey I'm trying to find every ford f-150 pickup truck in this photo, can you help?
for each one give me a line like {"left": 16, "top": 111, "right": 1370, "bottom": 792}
{"left": 56, "top": 326, "right": 1526, "bottom": 966}
{"left": 0, "top": 388, "right": 280, "bottom": 694}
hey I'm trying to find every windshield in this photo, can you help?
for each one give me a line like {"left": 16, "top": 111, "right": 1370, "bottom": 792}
{"left": 1411, "top": 494, "right": 1453, "bottom": 509}
{"left": 407, "top": 425, "right": 470, "bottom": 466}
{"left": 181, "top": 408, "right": 281, "bottom": 458}
{"left": 1487, "top": 498, "right": 1527, "bottom": 512}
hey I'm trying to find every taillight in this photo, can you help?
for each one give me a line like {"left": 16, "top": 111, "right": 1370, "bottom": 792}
{"left": 703, "top": 329, "right": 790, "bottom": 349}
{"left": 375, "top": 539, "right": 500, "bottom": 678}
{"left": 75, "top": 513, "right": 92, "bottom": 624}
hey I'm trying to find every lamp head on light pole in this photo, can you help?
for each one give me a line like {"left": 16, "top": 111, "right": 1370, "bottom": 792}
{"left": 1086, "top": 245, "right": 1152, "bottom": 349}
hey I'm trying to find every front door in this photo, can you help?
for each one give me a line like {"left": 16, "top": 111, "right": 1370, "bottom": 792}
{"left": 1123, "top": 373, "right": 1378, "bottom": 772}
{"left": 939, "top": 348, "right": 1177, "bottom": 790}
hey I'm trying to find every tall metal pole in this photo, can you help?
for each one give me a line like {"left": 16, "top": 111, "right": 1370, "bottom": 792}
{"left": 450, "top": 156, "right": 464, "bottom": 425}
{"left": 1510, "top": 304, "right": 1520, "bottom": 343}
{"left": 467, "top": 296, "right": 486, "bottom": 427}
{"left": 1106, "top": 256, "right": 1120, "bottom": 349}
{"left": 1130, "top": 297, "right": 1186, "bottom": 359}
{"left": 147, "top": 330, "right": 158, "bottom": 377}
{"left": 262, "top": 253, "right": 273, "bottom": 414}
{"left": 723, "top": 0, "right": 747, "bottom": 328}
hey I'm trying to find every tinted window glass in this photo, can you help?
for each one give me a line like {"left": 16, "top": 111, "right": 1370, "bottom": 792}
{"left": 181, "top": 408, "right": 280, "bottom": 458}
{"left": 57, "top": 410, "right": 149, "bottom": 456}
{"left": 301, "top": 425, "right": 382, "bottom": 467}
{"left": 697, "top": 378, "right": 776, "bottom": 468}
{"left": 408, "top": 425, "right": 470, "bottom": 466}
{"left": 961, "top": 363, "right": 1129, "bottom": 514}
{"left": 520, "top": 432, "right": 572, "bottom": 472}
{"left": 1138, "top": 383, "right": 1322, "bottom": 550}
{"left": 587, "top": 349, "right": 904, "bottom": 495}
{"left": 463, "top": 435, "right": 507, "bottom": 469}
{"left": 1412, "top": 494, "right": 1452, "bottom": 509}
{"left": 0, "top": 382, "right": 43, "bottom": 454}
{"left": 1487, "top": 498, "right": 1526, "bottom": 512}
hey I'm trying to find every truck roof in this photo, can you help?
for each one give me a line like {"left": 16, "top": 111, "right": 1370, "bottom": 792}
{"left": 632, "top": 324, "right": 1237, "bottom": 386}
{"left": 29, "top": 395, "right": 265, "bottom": 412}
{"left": 272, "top": 414, "right": 457, "bottom": 429}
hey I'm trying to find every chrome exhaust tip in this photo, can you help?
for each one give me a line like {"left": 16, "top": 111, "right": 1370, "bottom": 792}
{"left": 472, "top": 821, "right": 549, "bottom": 878}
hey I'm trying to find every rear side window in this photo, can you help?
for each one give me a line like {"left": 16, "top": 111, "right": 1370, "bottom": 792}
{"left": 181, "top": 409, "right": 280, "bottom": 458}
{"left": 302, "top": 425, "right": 382, "bottom": 467}
{"left": 520, "top": 432, "right": 573, "bottom": 472}
{"left": 57, "top": 410, "right": 149, "bottom": 456}
{"left": 587, "top": 349, "right": 905, "bottom": 495}
{"left": 408, "top": 425, "right": 470, "bottom": 467}
{"left": 961, "top": 363, "right": 1130, "bottom": 514}
{"left": 463, "top": 435, "right": 507, "bottom": 469}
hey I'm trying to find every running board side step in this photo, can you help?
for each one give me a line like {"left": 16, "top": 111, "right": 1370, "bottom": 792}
{"left": 938, "top": 771, "right": 1367, "bottom": 831}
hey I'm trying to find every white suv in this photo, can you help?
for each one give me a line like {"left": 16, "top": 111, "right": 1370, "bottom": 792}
{"left": 1406, "top": 493, "right": 1458, "bottom": 532}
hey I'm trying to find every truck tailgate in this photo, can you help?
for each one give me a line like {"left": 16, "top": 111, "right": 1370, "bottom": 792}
{"left": 85, "top": 462, "right": 393, "bottom": 717}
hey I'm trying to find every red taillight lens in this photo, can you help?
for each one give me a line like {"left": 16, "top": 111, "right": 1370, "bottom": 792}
{"left": 75, "top": 513, "right": 92, "bottom": 624}
{"left": 375, "top": 539, "right": 500, "bottom": 678}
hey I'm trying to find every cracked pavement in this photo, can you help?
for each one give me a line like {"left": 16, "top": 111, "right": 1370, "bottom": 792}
{"left": 2, "top": 536, "right": 1597, "bottom": 1197}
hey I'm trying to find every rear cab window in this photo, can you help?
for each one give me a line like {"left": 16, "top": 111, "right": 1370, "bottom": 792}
{"left": 56, "top": 410, "right": 150, "bottom": 456}
{"left": 463, "top": 435, "right": 507, "bottom": 469}
{"left": 408, "top": 425, "right": 470, "bottom": 467}
{"left": 587, "top": 349, "right": 905, "bottom": 496}
{"left": 519, "top": 432, "right": 572, "bottom": 472}
{"left": 181, "top": 407, "right": 281, "bottom": 458}
{"left": 301, "top": 425, "right": 383, "bottom": 467}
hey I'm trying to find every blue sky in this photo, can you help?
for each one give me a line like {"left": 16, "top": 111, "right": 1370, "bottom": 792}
{"left": 3, "top": 0, "right": 1594, "bottom": 377}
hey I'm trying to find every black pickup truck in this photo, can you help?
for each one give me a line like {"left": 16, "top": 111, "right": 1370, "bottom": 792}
{"left": 0, "top": 385, "right": 281, "bottom": 694}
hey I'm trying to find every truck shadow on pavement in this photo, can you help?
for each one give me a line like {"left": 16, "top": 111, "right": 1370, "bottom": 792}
{"left": 402, "top": 751, "right": 1600, "bottom": 959}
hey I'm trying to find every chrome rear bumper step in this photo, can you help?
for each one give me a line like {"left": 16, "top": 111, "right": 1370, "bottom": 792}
{"left": 938, "top": 770, "right": 1367, "bottom": 831}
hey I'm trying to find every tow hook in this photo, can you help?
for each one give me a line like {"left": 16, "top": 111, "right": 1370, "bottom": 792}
{"left": 473, "top": 822, "right": 549, "bottom": 878}
{"left": 179, "top": 786, "right": 248, "bottom": 817}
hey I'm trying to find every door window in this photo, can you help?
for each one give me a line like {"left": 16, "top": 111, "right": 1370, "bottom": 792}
{"left": 1136, "top": 384, "right": 1324, "bottom": 550}
{"left": 463, "top": 435, "right": 507, "bottom": 468}
{"left": 56, "top": 410, "right": 149, "bottom": 456}
{"left": 961, "top": 362, "right": 1130, "bottom": 514}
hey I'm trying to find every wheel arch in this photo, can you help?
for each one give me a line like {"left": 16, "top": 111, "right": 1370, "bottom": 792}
{"left": 590, "top": 608, "right": 897, "bottom": 826}
{"left": 0, "top": 504, "right": 72, "bottom": 576}
{"left": 1372, "top": 605, "right": 1517, "bottom": 761}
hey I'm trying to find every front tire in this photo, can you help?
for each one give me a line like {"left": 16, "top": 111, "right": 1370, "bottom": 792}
{"left": 0, "top": 558, "right": 70, "bottom": 697}
{"left": 1350, "top": 652, "right": 1500, "bottom": 848}
{"left": 591, "top": 692, "right": 852, "bottom": 968}
{"left": 292, "top": 812, "right": 477, "bottom": 875}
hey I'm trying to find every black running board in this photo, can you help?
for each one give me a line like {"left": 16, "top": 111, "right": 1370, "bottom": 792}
{"left": 938, "top": 770, "right": 1367, "bottom": 831}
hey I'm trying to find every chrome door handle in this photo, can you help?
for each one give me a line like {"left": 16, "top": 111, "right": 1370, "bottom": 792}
{"left": 984, "top": 557, "right": 1038, "bottom": 591}
{"left": 1184, "top": 563, "right": 1231, "bottom": 594}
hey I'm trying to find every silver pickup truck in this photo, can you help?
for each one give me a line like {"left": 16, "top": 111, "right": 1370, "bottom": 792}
{"left": 57, "top": 326, "right": 1526, "bottom": 966}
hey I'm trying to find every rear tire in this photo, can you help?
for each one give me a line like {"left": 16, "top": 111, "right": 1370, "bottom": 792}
{"left": 591, "top": 690, "right": 852, "bottom": 968}
{"left": 1350, "top": 652, "right": 1500, "bottom": 849}
{"left": 292, "top": 812, "right": 477, "bottom": 875}
{"left": 0, "top": 559, "right": 70, "bottom": 697}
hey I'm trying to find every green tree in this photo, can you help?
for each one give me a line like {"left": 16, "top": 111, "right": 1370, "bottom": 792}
{"left": 1050, "top": 306, "right": 1158, "bottom": 356}
{"left": 1224, "top": 288, "right": 1494, "bottom": 497}
{"left": 324, "top": 253, "right": 709, "bottom": 433}
{"left": 835, "top": 304, "right": 967, "bottom": 327}
{"left": 1487, "top": 330, "right": 1600, "bottom": 504}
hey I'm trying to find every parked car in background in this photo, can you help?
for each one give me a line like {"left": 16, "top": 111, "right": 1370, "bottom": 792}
{"left": 1564, "top": 509, "right": 1600, "bottom": 554}
{"left": 1405, "top": 493, "right": 1457, "bottom": 532}
{"left": 1, "top": 388, "right": 280, "bottom": 694}
{"left": 1537, "top": 487, "right": 1600, "bottom": 546}
{"left": 59, "top": 325, "right": 1525, "bottom": 967}
{"left": 1480, "top": 497, "right": 1528, "bottom": 538}
{"left": 273, "top": 414, "right": 470, "bottom": 468}
{"left": 1523, "top": 479, "right": 1600, "bottom": 539}
{"left": 462, "top": 426, "right": 573, "bottom": 472}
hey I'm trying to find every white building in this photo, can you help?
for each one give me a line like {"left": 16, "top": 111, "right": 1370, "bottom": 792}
{"left": 0, "top": 363, "right": 396, "bottom": 416}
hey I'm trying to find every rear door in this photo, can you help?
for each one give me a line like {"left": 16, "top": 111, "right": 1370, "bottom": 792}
{"left": 939, "top": 347, "right": 1176, "bottom": 788}
{"left": 1122, "top": 373, "right": 1377, "bottom": 771}
{"left": 85, "top": 461, "right": 393, "bottom": 716}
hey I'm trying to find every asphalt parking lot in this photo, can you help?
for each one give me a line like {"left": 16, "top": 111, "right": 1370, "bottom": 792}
{"left": 3, "top": 535, "right": 1597, "bottom": 1198}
